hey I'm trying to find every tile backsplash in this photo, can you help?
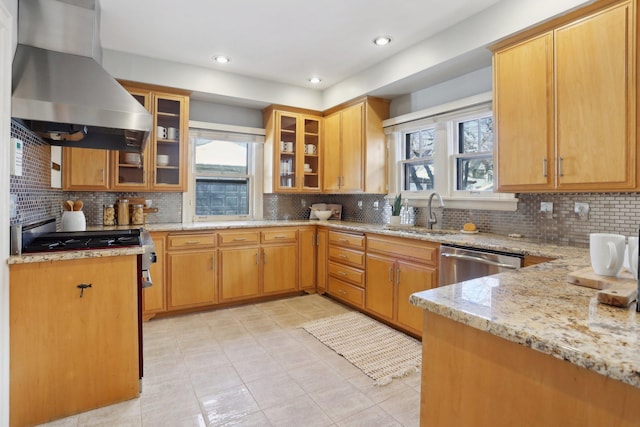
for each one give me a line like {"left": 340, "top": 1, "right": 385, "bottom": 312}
{"left": 10, "top": 119, "right": 640, "bottom": 246}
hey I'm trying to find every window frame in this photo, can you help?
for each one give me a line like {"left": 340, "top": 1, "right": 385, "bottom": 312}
{"left": 385, "top": 92, "right": 517, "bottom": 211}
{"left": 184, "top": 121, "right": 265, "bottom": 222}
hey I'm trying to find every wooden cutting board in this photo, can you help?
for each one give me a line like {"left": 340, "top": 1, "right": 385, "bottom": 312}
{"left": 567, "top": 267, "right": 634, "bottom": 289}
{"left": 567, "top": 267, "right": 637, "bottom": 307}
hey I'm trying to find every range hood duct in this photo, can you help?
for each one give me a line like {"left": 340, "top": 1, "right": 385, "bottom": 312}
{"left": 11, "top": 0, "right": 152, "bottom": 152}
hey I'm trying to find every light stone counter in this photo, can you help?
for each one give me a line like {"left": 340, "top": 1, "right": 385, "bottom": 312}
{"left": 8, "top": 246, "right": 144, "bottom": 265}
{"left": 410, "top": 253, "right": 640, "bottom": 389}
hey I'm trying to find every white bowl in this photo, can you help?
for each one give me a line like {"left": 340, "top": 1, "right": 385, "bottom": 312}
{"left": 156, "top": 155, "right": 169, "bottom": 166}
{"left": 314, "top": 210, "right": 333, "bottom": 221}
{"left": 124, "top": 153, "right": 140, "bottom": 165}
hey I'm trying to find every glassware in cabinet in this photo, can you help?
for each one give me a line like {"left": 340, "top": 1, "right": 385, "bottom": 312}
{"left": 302, "top": 117, "right": 320, "bottom": 191}
{"left": 153, "top": 93, "right": 188, "bottom": 190}
{"left": 278, "top": 113, "right": 298, "bottom": 189}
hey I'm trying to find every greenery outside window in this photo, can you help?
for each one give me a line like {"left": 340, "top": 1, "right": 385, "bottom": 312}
{"left": 403, "top": 127, "right": 436, "bottom": 191}
{"left": 455, "top": 115, "right": 494, "bottom": 192}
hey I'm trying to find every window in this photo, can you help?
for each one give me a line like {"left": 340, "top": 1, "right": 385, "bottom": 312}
{"left": 454, "top": 115, "right": 494, "bottom": 192}
{"left": 386, "top": 92, "right": 516, "bottom": 211}
{"left": 186, "top": 122, "right": 264, "bottom": 221}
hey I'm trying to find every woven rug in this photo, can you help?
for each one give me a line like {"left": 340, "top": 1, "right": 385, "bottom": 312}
{"left": 301, "top": 311, "right": 421, "bottom": 386}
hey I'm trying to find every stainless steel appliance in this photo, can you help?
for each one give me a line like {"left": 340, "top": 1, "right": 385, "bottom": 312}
{"left": 439, "top": 244, "right": 523, "bottom": 286}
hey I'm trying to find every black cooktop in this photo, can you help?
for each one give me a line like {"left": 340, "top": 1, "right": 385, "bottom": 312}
{"left": 23, "top": 229, "right": 142, "bottom": 253}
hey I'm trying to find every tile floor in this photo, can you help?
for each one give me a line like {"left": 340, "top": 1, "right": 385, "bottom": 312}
{"left": 40, "top": 294, "right": 421, "bottom": 427}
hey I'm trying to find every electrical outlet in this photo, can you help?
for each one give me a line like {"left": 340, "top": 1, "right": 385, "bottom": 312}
{"left": 357, "top": 200, "right": 363, "bottom": 209}
{"left": 575, "top": 202, "right": 589, "bottom": 216}
{"left": 373, "top": 200, "right": 379, "bottom": 210}
{"left": 540, "top": 202, "right": 553, "bottom": 213}
{"left": 10, "top": 194, "right": 17, "bottom": 219}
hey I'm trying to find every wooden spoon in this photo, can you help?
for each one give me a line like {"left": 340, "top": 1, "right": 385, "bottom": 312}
{"left": 73, "top": 200, "right": 83, "bottom": 211}
{"left": 60, "top": 200, "right": 68, "bottom": 211}
{"left": 66, "top": 200, "right": 74, "bottom": 211}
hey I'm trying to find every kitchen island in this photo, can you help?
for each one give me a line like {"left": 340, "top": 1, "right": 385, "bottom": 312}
{"left": 410, "top": 253, "right": 640, "bottom": 426}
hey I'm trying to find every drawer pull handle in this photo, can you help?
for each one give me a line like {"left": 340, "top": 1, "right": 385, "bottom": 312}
{"left": 338, "top": 289, "right": 347, "bottom": 295}
{"left": 273, "top": 235, "right": 286, "bottom": 239}
{"left": 388, "top": 267, "right": 393, "bottom": 283}
{"left": 185, "top": 241, "right": 201, "bottom": 245}
{"left": 233, "top": 238, "right": 247, "bottom": 242}
{"left": 338, "top": 254, "right": 348, "bottom": 259}
{"left": 338, "top": 271, "right": 347, "bottom": 276}
{"left": 338, "top": 238, "right": 348, "bottom": 242}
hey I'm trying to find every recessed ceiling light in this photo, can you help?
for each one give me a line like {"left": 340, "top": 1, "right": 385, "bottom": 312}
{"left": 373, "top": 35, "right": 392, "bottom": 46}
{"left": 308, "top": 77, "right": 322, "bottom": 84}
{"left": 213, "top": 55, "right": 231, "bottom": 64}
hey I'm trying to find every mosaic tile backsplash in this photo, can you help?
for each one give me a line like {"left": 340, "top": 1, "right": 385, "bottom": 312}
{"left": 10, "top": 119, "right": 640, "bottom": 246}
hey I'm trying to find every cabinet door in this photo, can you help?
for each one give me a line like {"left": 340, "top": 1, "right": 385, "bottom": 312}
{"left": 168, "top": 250, "right": 217, "bottom": 309}
{"left": 323, "top": 112, "right": 342, "bottom": 191}
{"left": 494, "top": 33, "right": 554, "bottom": 191}
{"left": 396, "top": 260, "right": 436, "bottom": 335}
{"left": 299, "top": 228, "right": 316, "bottom": 291}
{"left": 339, "top": 103, "right": 364, "bottom": 192}
{"left": 555, "top": 2, "right": 634, "bottom": 190}
{"left": 365, "top": 253, "right": 395, "bottom": 322}
{"left": 62, "top": 147, "right": 110, "bottom": 190}
{"left": 143, "top": 232, "right": 166, "bottom": 317}
{"left": 317, "top": 228, "right": 328, "bottom": 293}
{"left": 112, "top": 87, "right": 152, "bottom": 190}
{"left": 263, "top": 244, "right": 298, "bottom": 295}
{"left": 10, "top": 256, "right": 139, "bottom": 427}
{"left": 301, "top": 116, "right": 321, "bottom": 191}
{"left": 153, "top": 92, "right": 188, "bottom": 191}
{"left": 220, "top": 247, "right": 261, "bottom": 302}
{"left": 275, "top": 112, "right": 299, "bottom": 191}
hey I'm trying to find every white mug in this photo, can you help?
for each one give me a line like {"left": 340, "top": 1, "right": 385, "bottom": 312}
{"left": 628, "top": 236, "right": 638, "bottom": 279}
{"left": 305, "top": 144, "right": 317, "bottom": 154}
{"left": 167, "top": 127, "right": 178, "bottom": 140}
{"left": 157, "top": 126, "right": 167, "bottom": 139}
{"left": 590, "top": 233, "right": 625, "bottom": 276}
{"left": 284, "top": 142, "right": 294, "bottom": 153}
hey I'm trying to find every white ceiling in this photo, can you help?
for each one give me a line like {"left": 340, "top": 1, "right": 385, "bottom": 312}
{"left": 98, "top": 0, "right": 591, "bottom": 109}
{"left": 99, "top": 0, "right": 501, "bottom": 97}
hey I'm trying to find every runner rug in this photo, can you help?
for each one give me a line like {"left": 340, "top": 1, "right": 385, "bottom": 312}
{"left": 301, "top": 311, "right": 421, "bottom": 386}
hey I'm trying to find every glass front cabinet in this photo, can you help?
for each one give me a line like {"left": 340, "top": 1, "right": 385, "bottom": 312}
{"left": 116, "top": 81, "right": 189, "bottom": 192}
{"left": 264, "top": 106, "right": 322, "bottom": 193}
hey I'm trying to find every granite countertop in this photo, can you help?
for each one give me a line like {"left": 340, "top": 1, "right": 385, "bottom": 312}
{"left": 410, "top": 252, "right": 640, "bottom": 389}
{"left": 7, "top": 246, "right": 145, "bottom": 265}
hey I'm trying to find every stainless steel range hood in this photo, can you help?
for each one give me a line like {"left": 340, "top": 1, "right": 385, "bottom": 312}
{"left": 11, "top": 0, "right": 152, "bottom": 152}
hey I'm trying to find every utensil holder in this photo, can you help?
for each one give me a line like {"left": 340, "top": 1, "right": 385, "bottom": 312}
{"left": 61, "top": 211, "right": 86, "bottom": 232}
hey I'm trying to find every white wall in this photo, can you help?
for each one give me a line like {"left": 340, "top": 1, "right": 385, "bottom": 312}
{"left": 189, "top": 100, "right": 263, "bottom": 129}
{"left": 0, "top": 0, "right": 16, "bottom": 425}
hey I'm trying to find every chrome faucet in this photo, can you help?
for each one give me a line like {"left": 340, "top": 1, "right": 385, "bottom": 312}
{"left": 427, "top": 192, "right": 444, "bottom": 229}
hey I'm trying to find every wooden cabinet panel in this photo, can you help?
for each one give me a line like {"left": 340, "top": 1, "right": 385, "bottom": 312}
{"left": 262, "top": 228, "right": 297, "bottom": 243}
{"left": 317, "top": 227, "right": 328, "bottom": 293}
{"left": 339, "top": 103, "right": 364, "bottom": 192}
{"left": 219, "top": 247, "right": 261, "bottom": 302}
{"left": 167, "top": 233, "right": 216, "bottom": 250}
{"left": 10, "top": 256, "right": 139, "bottom": 427}
{"left": 493, "top": 0, "right": 636, "bottom": 192}
{"left": 168, "top": 250, "right": 217, "bottom": 309}
{"left": 328, "top": 261, "right": 365, "bottom": 287}
{"left": 327, "top": 277, "right": 364, "bottom": 308}
{"left": 143, "top": 232, "right": 166, "bottom": 318}
{"left": 263, "top": 244, "right": 298, "bottom": 295}
{"left": 328, "top": 246, "right": 365, "bottom": 269}
{"left": 299, "top": 227, "right": 317, "bottom": 291}
{"left": 365, "top": 253, "right": 395, "bottom": 322}
{"left": 328, "top": 231, "right": 365, "bottom": 250}
{"left": 494, "top": 33, "right": 554, "bottom": 191}
{"left": 396, "top": 260, "right": 436, "bottom": 335}
{"left": 218, "top": 230, "right": 261, "bottom": 246}
{"left": 323, "top": 112, "right": 342, "bottom": 191}
{"left": 367, "top": 234, "right": 439, "bottom": 265}
{"left": 62, "top": 147, "right": 110, "bottom": 190}
{"left": 555, "top": 2, "right": 633, "bottom": 189}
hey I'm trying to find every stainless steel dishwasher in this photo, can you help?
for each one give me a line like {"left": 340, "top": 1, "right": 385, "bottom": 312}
{"left": 439, "top": 244, "right": 523, "bottom": 286}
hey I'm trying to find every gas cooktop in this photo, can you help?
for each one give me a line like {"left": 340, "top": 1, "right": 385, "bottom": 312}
{"left": 22, "top": 228, "right": 142, "bottom": 254}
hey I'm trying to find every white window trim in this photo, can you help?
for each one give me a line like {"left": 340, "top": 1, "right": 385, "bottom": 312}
{"left": 183, "top": 121, "right": 265, "bottom": 223}
{"left": 384, "top": 92, "right": 518, "bottom": 212}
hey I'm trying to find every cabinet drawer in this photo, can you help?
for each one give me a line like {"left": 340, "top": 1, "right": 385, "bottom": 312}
{"left": 328, "top": 231, "right": 365, "bottom": 250}
{"left": 328, "top": 261, "right": 365, "bottom": 287}
{"left": 167, "top": 233, "right": 216, "bottom": 250}
{"left": 262, "top": 229, "right": 297, "bottom": 243}
{"left": 367, "top": 235, "right": 439, "bottom": 265}
{"left": 328, "top": 246, "right": 365, "bottom": 268}
{"left": 328, "top": 277, "right": 364, "bottom": 308}
{"left": 218, "top": 230, "right": 260, "bottom": 246}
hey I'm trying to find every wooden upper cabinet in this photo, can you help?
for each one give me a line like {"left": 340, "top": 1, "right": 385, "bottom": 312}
{"left": 322, "top": 97, "right": 389, "bottom": 194}
{"left": 263, "top": 106, "right": 323, "bottom": 193}
{"left": 493, "top": 0, "right": 637, "bottom": 192}
{"left": 62, "top": 147, "right": 110, "bottom": 190}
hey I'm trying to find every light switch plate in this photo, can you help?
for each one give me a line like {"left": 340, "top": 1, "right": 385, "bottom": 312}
{"left": 540, "top": 202, "right": 553, "bottom": 213}
{"left": 10, "top": 194, "right": 17, "bottom": 219}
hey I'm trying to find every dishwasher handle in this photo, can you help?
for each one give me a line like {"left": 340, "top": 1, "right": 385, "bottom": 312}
{"left": 441, "top": 252, "right": 519, "bottom": 270}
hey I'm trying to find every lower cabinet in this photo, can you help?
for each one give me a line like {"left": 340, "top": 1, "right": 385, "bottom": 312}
{"left": 263, "top": 243, "right": 298, "bottom": 294}
{"left": 365, "top": 234, "right": 439, "bottom": 336}
{"left": 299, "top": 226, "right": 317, "bottom": 292}
{"left": 219, "top": 246, "right": 261, "bottom": 301}
{"left": 316, "top": 227, "right": 328, "bottom": 294}
{"left": 166, "top": 232, "right": 217, "bottom": 310}
{"left": 10, "top": 256, "right": 139, "bottom": 427}
{"left": 327, "top": 230, "right": 366, "bottom": 308}
{"left": 143, "top": 231, "right": 166, "bottom": 319}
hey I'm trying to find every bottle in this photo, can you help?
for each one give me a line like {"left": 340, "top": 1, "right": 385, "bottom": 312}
{"left": 117, "top": 199, "right": 129, "bottom": 225}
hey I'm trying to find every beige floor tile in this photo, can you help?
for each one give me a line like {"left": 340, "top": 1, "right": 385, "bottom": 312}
{"left": 199, "top": 385, "right": 260, "bottom": 426}
{"left": 336, "top": 405, "right": 403, "bottom": 427}
{"left": 75, "top": 399, "right": 141, "bottom": 426}
{"left": 245, "top": 373, "right": 307, "bottom": 410}
{"left": 189, "top": 363, "right": 244, "bottom": 398}
{"left": 378, "top": 386, "right": 421, "bottom": 427}
{"left": 232, "top": 353, "right": 286, "bottom": 383}
{"left": 347, "top": 373, "right": 416, "bottom": 405}
{"left": 38, "top": 416, "right": 79, "bottom": 427}
{"left": 288, "top": 361, "right": 353, "bottom": 394}
{"left": 263, "top": 395, "right": 334, "bottom": 427}
{"left": 308, "top": 382, "right": 376, "bottom": 422}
